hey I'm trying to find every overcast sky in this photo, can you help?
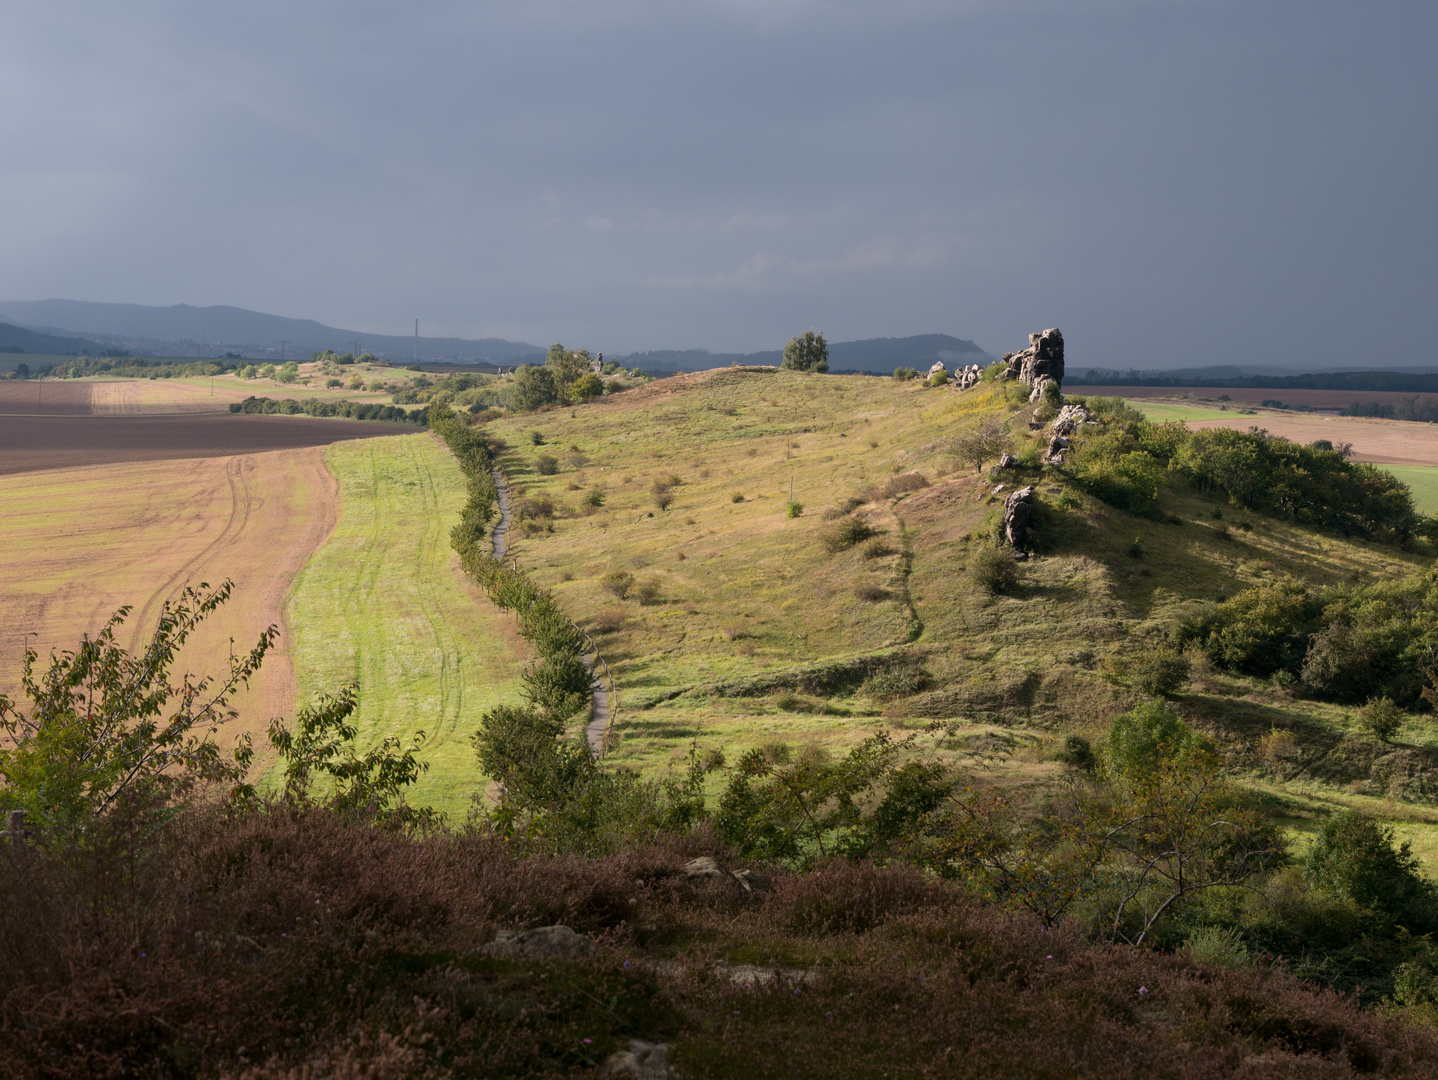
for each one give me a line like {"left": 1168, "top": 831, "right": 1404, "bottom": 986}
{"left": 2, "top": 1, "right": 1433, "bottom": 365}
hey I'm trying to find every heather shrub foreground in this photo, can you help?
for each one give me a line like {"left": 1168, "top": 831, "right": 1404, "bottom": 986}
{"left": 2, "top": 808, "right": 1436, "bottom": 1079}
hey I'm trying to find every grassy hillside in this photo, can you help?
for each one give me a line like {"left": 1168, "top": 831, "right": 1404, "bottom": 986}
{"left": 284, "top": 433, "right": 528, "bottom": 816}
{"left": 476, "top": 369, "right": 1438, "bottom": 865}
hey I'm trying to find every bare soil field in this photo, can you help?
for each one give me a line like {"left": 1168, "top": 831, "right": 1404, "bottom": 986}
{"left": 0, "top": 413, "right": 402, "bottom": 477}
{"left": 1079, "top": 384, "right": 1438, "bottom": 410}
{"left": 1, "top": 375, "right": 401, "bottom": 416}
{"left": 1185, "top": 411, "right": 1438, "bottom": 467}
{"left": 0, "top": 381, "right": 93, "bottom": 415}
{"left": 0, "top": 448, "right": 341, "bottom": 756}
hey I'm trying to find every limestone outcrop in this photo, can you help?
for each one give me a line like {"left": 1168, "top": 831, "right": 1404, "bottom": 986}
{"left": 1002, "top": 329, "right": 1064, "bottom": 392}
{"left": 953, "top": 363, "right": 984, "bottom": 390}
{"left": 1003, "top": 486, "right": 1036, "bottom": 555}
{"left": 1049, "top": 402, "right": 1095, "bottom": 436}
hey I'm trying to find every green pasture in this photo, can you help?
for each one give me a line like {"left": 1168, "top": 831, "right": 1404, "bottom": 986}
{"left": 1379, "top": 464, "right": 1438, "bottom": 515}
{"left": 283, "top": 433, "right": 527, "bottom": 818}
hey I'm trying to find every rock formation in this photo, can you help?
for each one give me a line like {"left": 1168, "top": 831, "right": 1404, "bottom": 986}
{"left": 953, "top": 363, "right": 984, "bottom": 390}
{"left": 1003, "top": 486, "right": 1036, "bottom": 555}
{"left": 1002, "top": 329, "right": 1064, "bottom": 392}
{"left": 1049, "top": 402, "right": 1095, "bottom": 436}
{"left": 927, "top": 361, "right": 947, "bottom": 381}
{"left": 1045, "top": 434, "right": 1070, "bottom": 466}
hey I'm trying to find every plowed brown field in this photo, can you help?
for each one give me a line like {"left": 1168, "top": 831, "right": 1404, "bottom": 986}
{"left": 1080, "top": 384, "right": 1438, "bottom": 411}
{"left": 0, "top": 449, "right": 340, "bottom": 758}
{"left": 0, "top": 413, "right": 401, "bottom": 477}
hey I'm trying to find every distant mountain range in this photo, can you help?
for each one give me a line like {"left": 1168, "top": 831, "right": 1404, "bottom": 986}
{"left": 0, "top": 301, "right": 997, "bottom": 374}
{"left": 0, "top": 300, "right": 543, "bottom": 363}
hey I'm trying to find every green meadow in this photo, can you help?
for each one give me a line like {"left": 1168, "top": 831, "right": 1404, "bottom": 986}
{"left": 283, "top": 433, "right": 527, "bottom": 817}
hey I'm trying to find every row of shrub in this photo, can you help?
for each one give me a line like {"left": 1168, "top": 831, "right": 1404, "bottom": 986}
{"left": 1067, "top": 397, "right": 1422, "bottom": 541}
{"left": 228, "top": 396, "right": 427, "bottom": 423}
{"left": 1180, "top": 572, "right": 1438, "bottom": 706}
{"left": 429, "top": 404, "right": 594, "bottom": 723}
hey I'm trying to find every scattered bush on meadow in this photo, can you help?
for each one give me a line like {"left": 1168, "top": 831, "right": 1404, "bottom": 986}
{"left": 599, "top": 570, "right": 634, "bottom": 599}
{"left": 823, "top": 496, "right": 866, "bottom": 520}
{"left": 786, "top": 501, "right": 803, "bottom": 518}
{"left": 820, "top": 517, "right": 876, "bottom": 553}
{"left": 633, "top": 577, "right": 662, "bottom": 606}
{"left": 535, "top": 453, "right": 559, "bottom": 475}
{"left": 591, "top": 608, "right": 627, "bottom": 634}
{"left": 969, "top": 545, "right": 1018, "bottom": 594}
{"left": 861, "top": 537, "right": 895, "bottom": 559}
{"left": 854, "top": 582, "right": 890, "bottom": 602}
{"left": 1359, "top": 696, "right": 1404, "bottom": 743}
{"left": 730, "top": 491, "right": 745, "bottom": 503}
{"left": 1132, "top": 647, "right": 1190, "bottom": 698}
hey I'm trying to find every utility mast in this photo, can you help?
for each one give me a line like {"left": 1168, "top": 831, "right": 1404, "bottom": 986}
{"left": 414, "top": 320, "right": 419, "bottom": 362}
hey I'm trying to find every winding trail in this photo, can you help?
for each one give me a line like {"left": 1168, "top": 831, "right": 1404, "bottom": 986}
{"left": 490, "top": 468, "right": 614, "bottom": 754}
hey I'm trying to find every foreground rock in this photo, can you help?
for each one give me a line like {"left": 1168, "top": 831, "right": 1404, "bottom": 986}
{"left": 1002, "top": 328, "right": 1065, "bottom": 394}
{"left": 601, "top": 1040, "right": 674, "bottom": 1079}
{"left": 683, "top": 855, "right": 760, "bottom": 893}
{"left": 1003, "top": 486, "right": 1036, "bottom": 555}
{"left": 482, "top": 924, "right": 596, "bottom": 959}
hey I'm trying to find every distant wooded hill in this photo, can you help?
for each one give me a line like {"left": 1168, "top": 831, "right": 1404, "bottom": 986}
{"left": 0, "top": 321, "right": 105, "bottom": 356}
{"left": 0, "top": 300, "right": 543, "bottom": 363}
{"left": 1072, "top": 367, "right": 1438, "bottom": 393}
{"left": 617, "top": 334, "right": 993, "bottom": 373}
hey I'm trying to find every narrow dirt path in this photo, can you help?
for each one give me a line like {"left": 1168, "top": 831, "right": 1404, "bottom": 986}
{"left": 490, "top": 468, "right": 613, "bottom": 754}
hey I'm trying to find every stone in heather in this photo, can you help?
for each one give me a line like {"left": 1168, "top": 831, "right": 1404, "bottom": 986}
{"left": 601, "top": 1041, "right": 673, "bottom": 1079}
{"left": 483, "top": 925, "right": 596, "bottom": 959}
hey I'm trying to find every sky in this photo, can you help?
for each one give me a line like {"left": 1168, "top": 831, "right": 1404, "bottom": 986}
{"left": 1, "top": 1, "right": 1434, "bottom": 366}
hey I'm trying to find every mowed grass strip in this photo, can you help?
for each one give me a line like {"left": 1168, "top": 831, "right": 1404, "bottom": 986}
{"left": 284, "top": 433, "right": 528, "bottom": 817}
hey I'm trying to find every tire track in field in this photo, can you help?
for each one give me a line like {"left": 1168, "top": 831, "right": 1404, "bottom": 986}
{"left": 408, "top": 443, "right": 464, "bottom": 753}
{"left": 125, "top": 456, "right": 259, "bottom": 651}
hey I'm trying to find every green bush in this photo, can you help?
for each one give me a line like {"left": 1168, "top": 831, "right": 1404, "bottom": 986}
{"left": 786, "top": 501, "right": 803, "bottom": 519}
{"left": 599, "top": 570, "right": 633, "bottom": 599}
{"left": 1133, "top": 648, "right": 1189, "bottom": 697}
{"left": 1102, "top": 703, "right": 1212, "bottom": 782}
{"left": 1305, "top": 810, "right": 1435, "bottom": 925}
{"left": 820, "top": 517, "right": 875, "bottom": 553}
{"left": 969, "top": 545, "right": 1018, "bottom": 594}
{"left": 568, "top": 372, "right": 604, "bottom": 402}
{"left": 633, "top": 577, "right": 662, "bottom": 605}
{"left": 1185, "top": 926, "right": 1250, "bottom": 968}
{"left": 730, "top": 492, "right": 745, "bottom": 503}
{"left": 1358, "top": 696, "right": 1404, "bottom": 742}
{"left": 1057, "top": 734, "right": 1096, "bottom": 772}
{"left": 535, "top": 454, "right": 559, "bottom": 475}
{"left": 892, "top": 366, "right": 917, "bottom": 381}
{"left": 928, "top": 369, "right": 949, "bottom": 387}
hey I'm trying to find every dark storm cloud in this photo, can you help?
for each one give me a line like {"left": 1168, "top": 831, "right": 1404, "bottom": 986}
{"left": 0, "top": 1, "right": 1433, "bottom": 366}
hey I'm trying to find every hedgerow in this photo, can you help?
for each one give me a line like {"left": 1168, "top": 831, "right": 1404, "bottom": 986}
{"left": 228, "top": 396, "right": 427, "bottom": 423}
